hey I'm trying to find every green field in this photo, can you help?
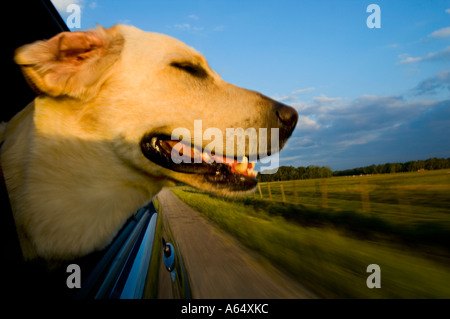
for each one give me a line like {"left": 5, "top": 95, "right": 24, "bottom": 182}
{"left": 169, "top": 169, "right": 450, "bottom": 298}
{"left": 256, "top": 169, "right": 450, "bottom": 223}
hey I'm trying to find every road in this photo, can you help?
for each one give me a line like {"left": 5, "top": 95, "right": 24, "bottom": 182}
{"left": 157, "top": 188, "right": 316, "bottom": 299}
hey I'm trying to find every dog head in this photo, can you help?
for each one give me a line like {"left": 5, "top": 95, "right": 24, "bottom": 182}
{"left": 14, "top": 25, "right": 298, "bottom": 196}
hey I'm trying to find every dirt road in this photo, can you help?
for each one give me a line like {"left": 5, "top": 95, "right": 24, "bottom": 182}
{"left": 157, "top": 188, "right": 316, "bottom": 299}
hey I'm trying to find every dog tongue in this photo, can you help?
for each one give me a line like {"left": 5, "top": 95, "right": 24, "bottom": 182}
{"left": 167, "top": 140, "right": 257, "bottom": 177}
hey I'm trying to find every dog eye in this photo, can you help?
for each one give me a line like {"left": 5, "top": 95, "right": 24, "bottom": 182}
{"left": 170, "top": 62, "right": 208, "bottom": 79}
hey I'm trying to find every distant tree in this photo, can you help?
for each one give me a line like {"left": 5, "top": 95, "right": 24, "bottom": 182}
{"left": 259, "top": 157, "right": 449, "bottom": 182}
{"left": 278, "top": 166, "right": 292, "bottom": 181}
{"left": 367, "top": 164, "right": 378, "bottom": 174}
{"left": 385, "top": 163, "right": 402, "bottom": 174}
{"left": 321, "top": 166, "right": 333, "bottom": 178}
{"left": 376, "top": 164, "right": 385, "bottom": 174}
{"left": 424, "top": 157, "right": 449, "bottom": 170}
{"left": 403, "top": 161, "right": 416, "bottom": 172}
{"left": 438, "top": 158, "right": 448, "bottom": 169}
{"left": 297, "top": 166, "right": 307, "bottom": 179}
{"left": 425, "top": 158, "right": 437, "bottom": 170}
{"left": 306, "top": 165, "right": 319, "bottom": 179}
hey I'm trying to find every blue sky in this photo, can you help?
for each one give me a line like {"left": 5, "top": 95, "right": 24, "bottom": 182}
{"left": 52, "top": 0, "right": 450, "bottom": 170}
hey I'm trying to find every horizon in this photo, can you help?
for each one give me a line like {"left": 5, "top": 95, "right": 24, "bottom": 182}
{"left": 261, "top": 156, "right": 450, "bottom": 173}
{"left": 52, "top": 0, "right": 450, "bottom": 171}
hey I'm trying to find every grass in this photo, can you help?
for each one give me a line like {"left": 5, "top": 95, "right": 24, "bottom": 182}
{"left": 257, "top": 170, "right": 450, "bottom": 224}
{"left": 239, "top": 197, "right": 450, "bottom": 252}
{"left": 169, "top": 170, "right": 450, "bottom": 298}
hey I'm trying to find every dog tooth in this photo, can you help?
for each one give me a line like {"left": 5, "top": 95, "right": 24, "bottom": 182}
{"left": 234, "top": 156, "right": 248, "bottom": 173}
{"left": 190, "top": 146, "right": 202, "bottom": 162}
{"left": 247, "top": 167, "right": 257, "bottom": 177}
{"left": 202, "top": 151, "right": 213, "bottom": 163}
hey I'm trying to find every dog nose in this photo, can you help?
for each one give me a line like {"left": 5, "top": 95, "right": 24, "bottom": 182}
{"left": 276, "top": 103, "right": 298, "bottom": 132}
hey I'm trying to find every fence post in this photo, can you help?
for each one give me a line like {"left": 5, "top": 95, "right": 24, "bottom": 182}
{"left": 258, "top": 183, "right": 263, "bottom": 199}
{"left": 267, "top": 183, "right": 272, "bottom": 201}
{"left": 293, "top": 180, "right": 299, "bottom": 204}
{"left": 360, "top": 177, "right": 370, "bottom": 213}
{"left": 280, "top": 184, "right": 286, "bottom": 203}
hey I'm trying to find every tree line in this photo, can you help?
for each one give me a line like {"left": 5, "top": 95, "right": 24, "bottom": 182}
{"left": 333, "top": 157, "right": 450, "bottom": 177}
{"left": 258, "top": 157, "right": 450, "bottom": 182}
{"left": 258, "top": 165, "right": 333, "bottom": 182}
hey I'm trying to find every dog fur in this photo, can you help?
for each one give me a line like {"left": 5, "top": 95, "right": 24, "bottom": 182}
{"left": 1, "top": 25, "right": 297, "bottom": 261}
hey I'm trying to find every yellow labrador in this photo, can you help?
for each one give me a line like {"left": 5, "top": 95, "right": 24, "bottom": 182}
{"left": 1, "top": 25, "right": 297, "bottom": 261}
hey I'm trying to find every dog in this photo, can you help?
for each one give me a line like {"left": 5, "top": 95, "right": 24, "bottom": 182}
{"left": 1, "top": 25, "right": 297, "bottom": 262}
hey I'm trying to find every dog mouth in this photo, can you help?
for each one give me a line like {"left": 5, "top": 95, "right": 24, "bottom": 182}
{"left": 140, "top": 134, "right": 258, "bottom": 191}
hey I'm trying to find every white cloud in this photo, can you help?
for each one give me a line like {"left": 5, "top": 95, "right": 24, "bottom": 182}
{"left": 292, "top": 87, "right": 315, "bottom": 94}
{"left": 118, "top": 19, "right": 131, "bottom": 25}
{"left": 298, "top": 116, "right": 321, "bottom": 131}
{"left": 174, "top": 23, "right": 191, "bottom": 30}
{"left": 173, "top": 15, "right": 223, "bottom": 33}
{"left": 272, "top": 94, "right": 298, "bottom": 103}
{"left": 421, "top": 46, "right": 450, "bottom": 61}
{"left": 386, "top": 43, "right": 401, "bottom": 49}
{"left": 212, "top": 25, "right": 225, "bottom": 32}
{"left": 173, "top": 21, "right": 208, "bottom": 32}
{"left": 291, "top": 94, "right": 430, "bottom": 151}
{"left": 287, "top": 136, "right": 318, "bottom": 150}
{"left": 289, "top": 95, "right": 345, "bottom": 117}
{"left": 446, "top": 9, "right": 450, "bottom": 15}
{"left": 414, "top": 70, "right": 450, "bottom": 95}
{"left": 281, "top": 73, "right": 450, "bottom": 170}
{"left": 313, "top": 95, "right": 342, "bottom": 106}
{"left": 398, "top": 56, "right": 423, "bottom": 64}
{"left": 398, "top": 46, "right": 450, "bottom": 64}
{"left": 291, "top": 101, "right": 308, "bottom": 113}
{"left": 429, "top": 26, "right": 450, "bottom": 38}
{"left": 336, "top": 132, "right": 381, "bottom": 148}
{"left": 272, "top": 87, "right": 315, "bottom": 103}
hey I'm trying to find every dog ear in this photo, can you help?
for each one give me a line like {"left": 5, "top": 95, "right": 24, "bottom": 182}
{"left": 14, "top": 26, "right": 124, "bottom": 99}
